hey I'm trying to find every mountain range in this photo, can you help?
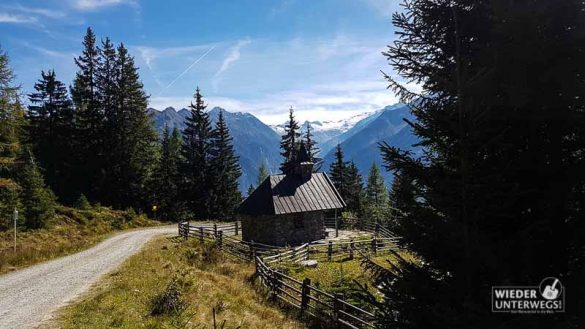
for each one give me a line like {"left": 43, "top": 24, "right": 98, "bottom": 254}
{"left": 148, "top": 103, "right": 420, "bottom": 192}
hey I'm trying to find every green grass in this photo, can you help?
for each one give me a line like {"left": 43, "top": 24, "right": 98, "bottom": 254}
{"left": 52, "top": 237, "right": 306, "bottom": 329}
{"left": 272, "top": 249, "right": 418, "bottom": 309}
{"left": 0, "top": 205, "right": 162, "bottom": 274}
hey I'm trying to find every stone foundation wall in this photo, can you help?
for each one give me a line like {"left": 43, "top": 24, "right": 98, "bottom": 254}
{"left": 240, "top": 211, "right": 325, "bottom": 246}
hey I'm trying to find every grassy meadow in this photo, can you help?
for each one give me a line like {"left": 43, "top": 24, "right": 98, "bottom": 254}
{"left": 0, "top": 205, "right": 161, "bottom": 274}
{"left": 52, "top": 237, "right": 306, "bottom": 329}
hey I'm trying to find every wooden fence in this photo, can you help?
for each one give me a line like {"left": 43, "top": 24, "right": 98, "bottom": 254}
{"left": 324, "top": 217, "right": 398, "bottom": 241}
{"left": 177, "top": 220, "right": 394, "bottom": 328}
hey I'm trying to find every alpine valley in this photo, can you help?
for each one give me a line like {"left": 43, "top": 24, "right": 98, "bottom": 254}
{"left": 148, "top": 104, "right": 420, "bottom": 191}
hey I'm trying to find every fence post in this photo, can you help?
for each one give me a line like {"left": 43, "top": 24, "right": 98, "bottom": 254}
{"left": 271, "top": 270, "right": 280, "bottom": 300}
{"left": 375, "top": 223, "right": 380, "bottom": 236}
{"left": 300, "top": 277, "right": 311, "bottom": 316}
{"left": 333, "top": 293, "right": 343, "bottom": 327}
{"left": 218, "top": 231, "right": 223, "bottom": 248}
{"left": 213, "top": 224, "right": 218, "bottom": 238}
{"left": 306, "top": 244, "right": 310, "bottom": 260}
{"left": 249, "top": 242, "right": 255, "bottom": 260}
{"left": 349, "top": 238, "right": 354, "bottom": 260}
{"left": 235, "top": 221, "right": 239, "bottom": 236}
{"left": 327, "top": 241, "right": 333, "bottom": 261}
{"left": 199, "top": 227, "right": 204, "bottom": 243}
{"left": 372, "top": 236, "right": 377, "bottom": 255}
{"left": 334, "top": 209, "right": 339, "bottom": 238}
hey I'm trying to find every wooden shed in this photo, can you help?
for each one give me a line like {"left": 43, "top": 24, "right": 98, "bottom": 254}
{"left": 237, "top": 144, "right": 345, "bottom": 246}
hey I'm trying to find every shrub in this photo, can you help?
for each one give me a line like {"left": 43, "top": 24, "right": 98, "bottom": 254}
{"left": 74, "top": 194, "right": 91, "bottom": 210}
{"left": 150, "top": 277, "right": 186, "bottom": 316}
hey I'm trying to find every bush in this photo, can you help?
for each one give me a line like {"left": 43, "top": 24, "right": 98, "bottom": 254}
{"left": 150, "top": 277, "right": 186, "bottom": 316}
{"left": 75, "top": 194, "right": 91, "bottom": 210}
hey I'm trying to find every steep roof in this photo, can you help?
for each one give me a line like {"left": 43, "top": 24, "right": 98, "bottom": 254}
{"left": 238, "top": 172, "right": 346, "bottom": 216}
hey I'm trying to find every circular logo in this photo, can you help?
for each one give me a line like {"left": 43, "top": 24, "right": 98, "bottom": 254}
{"left": 539, "top": 277, "right": 562, "bottom": 300}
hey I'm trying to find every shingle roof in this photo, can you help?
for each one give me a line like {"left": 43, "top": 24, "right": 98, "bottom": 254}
{"left": 238, "top": 172, "right": 346, "bottom": 215}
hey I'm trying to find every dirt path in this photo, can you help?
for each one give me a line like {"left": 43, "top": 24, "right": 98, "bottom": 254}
{"left": 0, "top": 225, "right": 177, "bottom": 329}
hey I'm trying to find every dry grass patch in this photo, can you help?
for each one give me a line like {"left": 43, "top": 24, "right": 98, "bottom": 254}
{"left": 54, "top": 237, "right": 306, "bottom": 329}
{"left": 0, "top": 205, "right": 161, "bottom": 274}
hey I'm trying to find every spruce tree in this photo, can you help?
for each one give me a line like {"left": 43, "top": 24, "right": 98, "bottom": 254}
{"left": 304, "top": 123, "right": 322, "bottom": 171}
{"left": 256, "top": 161, "right": 269, "bottom": 186}
{"left": 26, "top": 70, "right": 74, "bottom": 199}
{"left": 363, "top": 163, "right": 389, "bottom": 222}
{"left": 344, "top": 161, "right": 364, "bottom": 216}
{"left": 107, "top": 43, "right": 158, "bottom": 209}
{"left": 0, "top": 48, "right": 23, "bottom": 230}
{"left": 19, "top": 153, "right": 55, "bottom": 230}
{"left": 329, "top": 144, "right": 348, "bottom": 198}
{"left": 209, "top": 110, "right": 242, "bottom": 219}
{"left": 70, "top": 27, "right": 103, "bottom": 201}
{"left": 181, "top": 87, "right": 213, "bottom": 218}
{"left": 152, "top": 126, "right": 182, "bottom": 220}
{"left": 369, "top": 1, "right": 585, "bottom": 327}
{"left": 279, "top": 107, "right": 300, "bottom": 173}
{"left": 246, "top": 184, "right": 255, "bottom": 197}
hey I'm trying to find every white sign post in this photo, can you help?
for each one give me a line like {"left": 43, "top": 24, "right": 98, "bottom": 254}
{"left": 13, "top": 208, "right": 18, "bottom": 252}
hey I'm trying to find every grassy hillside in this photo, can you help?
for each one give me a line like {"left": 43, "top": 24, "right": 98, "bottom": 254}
{"left": 0, "top": 205, "right": 161, "bottom": 274}
{"left": 53, "top": 237, "right": 306, "bottom": 329}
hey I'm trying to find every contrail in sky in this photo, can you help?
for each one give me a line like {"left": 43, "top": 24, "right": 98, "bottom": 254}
{"left": 157, "top": 45, "right": 216, "bottom": 95}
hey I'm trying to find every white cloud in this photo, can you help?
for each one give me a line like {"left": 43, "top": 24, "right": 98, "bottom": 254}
{"left": 213, "top": 38, "right": 251, "bottom": 89}
{"left": 6, "top": 5, "right": 66, "bottom": 19}
{"left": 135, "top": 44, "right": 217, "bottom": 70}
{"left": 70, "top": 0, "right": 137, "bottom": 11}
{"left": 0, "top": 13, "right": 37, "bottom": 24}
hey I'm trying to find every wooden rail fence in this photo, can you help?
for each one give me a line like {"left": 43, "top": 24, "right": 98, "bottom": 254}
{"left": 177, "top": 220, "right": 396, "bottom": 328}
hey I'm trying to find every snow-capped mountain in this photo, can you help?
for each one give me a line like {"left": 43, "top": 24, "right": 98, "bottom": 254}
{"left": 269, "top": 110, "right": 385, "bottom": 154}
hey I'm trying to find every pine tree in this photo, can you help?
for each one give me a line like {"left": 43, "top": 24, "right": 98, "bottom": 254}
{"left": 152, "top": 126, "right": 182, "bottom": 220}
{"left": 70, "top": 27, "right": 103, "bottom": 201}
{"left": 106, "top": 43, "right": 158, "bottom": 209}
{"left": 180, "top": 87, "right": 213, "bottom": 218}
{"left": 19, "top": 153, "right": 55, "bottom": 230}
{"left": 369, "top": 1, "right": 585, "bottom": 327}
{"left": 344, "top": 161, "right": 364, "bottom": 216}
{"left": 279, "top": 107, "right": 300, "bottom": 173}
{"left": 256, "top": 161, "right": 269, "bottom": 186}
{"left": 209, "top": 110, "right": 242, "bottom": 219}
{"left": 304, "top": 123, "right": 322, "bottom": 171}
{"left": 329, "top": 144, "right": 348, "bottom": 197}
{"left": 0, "top": 48, "right": 23, "bottom": 230}
{"left": 363, "top": 163, "right": 389, "bottom": 222}
{"left": 246, "top": 184, "right": 255, "bottom": 197}
{"left": 26, "top": 70, "right": 74, "bottom": 199}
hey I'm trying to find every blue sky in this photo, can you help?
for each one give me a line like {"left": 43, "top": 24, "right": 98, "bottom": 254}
{"left": 0, "top": 0, "right": 408, "bottom": 124}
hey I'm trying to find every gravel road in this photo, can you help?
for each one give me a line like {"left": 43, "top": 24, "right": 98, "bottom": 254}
{"left": 0, "top": 225, "right": 176, "bottom": 329}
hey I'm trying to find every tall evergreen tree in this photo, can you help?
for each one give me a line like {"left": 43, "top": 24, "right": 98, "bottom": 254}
{"left": 329, "top": 144, "right": 348, "bottom": 197}
{"left": 70, "top": 27, "right": 103, "bottom": 201}
{"left": 279, "top": 107, "right": 300, "bottom": 173}
{"left": 363, "top": 163, "right": 389, "bottom": 222}
{"left": 367, "top": 1, "right": 585, "bottom": 328}
{"left": 107, "top": 43, "right": 158, "bottom": 209}
{"left": 26, "top": 70, "right": 74, "bottom": 199}
{"left": 0, "top": 48, "right": 23, "bottom": 229}
{"left": 246, "top": 184, "right": 255, "bottom": 197}
{"left": 256, "top": 161, "right": 269, "bottom": 187}
{"left": 152, "top": 126, "right": 182, "bottom": 220}
{"left": 209, "top": 110, "right": 242, "bottom": 219}
{"left": 181, "top": 87, "right": 213, "bottom": 218}
{"left": 304, "top": 123, "right": 322, "bottom": 171}
{"left": 344, "top": 161, "right": 364, "bottom": 216}
{"left": 18, "top": 153, "right": 56, "bottom": 229}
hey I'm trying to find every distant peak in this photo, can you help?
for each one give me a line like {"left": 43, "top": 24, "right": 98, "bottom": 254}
{"left": 163, "top": 106, "right": 176, "bottom": 112}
